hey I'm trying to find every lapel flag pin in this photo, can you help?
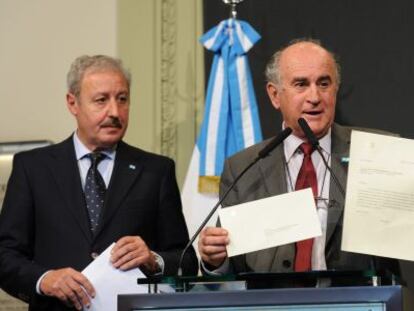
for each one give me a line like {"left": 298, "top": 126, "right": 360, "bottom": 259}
{"left": 129, "top": 164, "right": 136, "bottom": 170}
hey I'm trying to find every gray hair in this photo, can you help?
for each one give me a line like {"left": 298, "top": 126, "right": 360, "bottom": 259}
{"left": 67, "top": 55, "right": 131, "bottom": 98}
{"left": 265, "top": 38, "right": 341, "bottom": 86}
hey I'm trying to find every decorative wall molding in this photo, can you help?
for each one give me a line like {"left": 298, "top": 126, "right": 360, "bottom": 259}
{"left": 119, "top": 0, "right": 204, "bottom": 185}
{"left": 160, "top": 0, "right": 178, "bottom": 159}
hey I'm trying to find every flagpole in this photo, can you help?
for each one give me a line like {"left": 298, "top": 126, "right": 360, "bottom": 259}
{"left": 222, "top": 0, "right": 244, "bottom": 19}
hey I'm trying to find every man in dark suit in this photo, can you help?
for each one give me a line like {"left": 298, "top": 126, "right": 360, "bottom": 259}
{"left": 198, "top": 39, "right": 399, "bottom": 276}
{"left": 0, "top": 55, "right": 197, "bottom": 310}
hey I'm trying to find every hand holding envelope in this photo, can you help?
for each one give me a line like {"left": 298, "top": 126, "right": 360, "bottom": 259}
{"left": 82, "top": 244, "right": 147, "bottom": 311}
{"left": 198, "top": 226, "right": 230, "bottom": 267}
{"left": 218, "top": 188, "right": 322, "bottom": 257}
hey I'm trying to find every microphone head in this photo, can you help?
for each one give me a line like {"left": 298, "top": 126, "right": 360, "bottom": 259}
{"left": 298, "top": 118, "right": 319, "bottom": 147}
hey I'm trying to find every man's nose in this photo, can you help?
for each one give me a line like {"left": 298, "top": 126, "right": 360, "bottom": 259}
{"left": 108, "top": 99, "right": 119, "bottom": 117}
{"left": 306, "top": 85, "right": 321, "bottom": 105}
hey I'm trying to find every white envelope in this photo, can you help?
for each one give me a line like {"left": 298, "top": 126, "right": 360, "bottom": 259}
{"left": 82, "top": 243, "right": 147, "bottom": 311}
{"left": 81, "top": 244, "right": 174, "bottom": 311}
{"left": 219, "top": 188, "right": 322, "bottom": 257}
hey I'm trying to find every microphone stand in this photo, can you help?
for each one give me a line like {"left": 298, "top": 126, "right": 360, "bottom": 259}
{"left": 314, "top": 147, "right": 345, "bottom": 199}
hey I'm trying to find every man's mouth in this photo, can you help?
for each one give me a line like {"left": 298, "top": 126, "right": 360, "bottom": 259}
{"left": 303, "top": 110, "right": 323, "bottom": 116}
{"left": 101, "top": 124, "right": 122, "bottom": 129}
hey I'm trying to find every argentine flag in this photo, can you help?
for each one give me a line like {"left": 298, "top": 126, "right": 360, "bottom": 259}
{"left": 182, "top": 19, "right": 262, "bottom": 257}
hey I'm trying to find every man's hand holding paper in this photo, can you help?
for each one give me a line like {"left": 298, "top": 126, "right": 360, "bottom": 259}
{"left": 219, "top": 188, "right": 322, "bottom": 257}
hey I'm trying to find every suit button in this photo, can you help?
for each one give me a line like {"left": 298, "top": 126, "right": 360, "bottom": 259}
{"left": 91, "top": 252, "right": 99, "bottom": 259}
{"left": 282, "top": 260, "right": 291, "bottom": 268}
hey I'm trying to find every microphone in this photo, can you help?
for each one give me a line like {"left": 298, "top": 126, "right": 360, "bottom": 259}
{"left": 177, "top": 127, "right": 292, "bottom": 276}
{"left": 297, "top": 117, "right": 345, "bottom": 198}
{"left": 298, "top": 117, "right": 319, "bottom": 148}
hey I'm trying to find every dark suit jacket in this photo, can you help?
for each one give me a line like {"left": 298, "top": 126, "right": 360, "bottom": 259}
{"left": 0, "top": 137, "right": 197, "bottom": 310}
{"left": 219, "top": 124, "right": 400, "bottom": 275}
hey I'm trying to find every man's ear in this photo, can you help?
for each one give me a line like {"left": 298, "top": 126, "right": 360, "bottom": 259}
{"left": 66, "top": 93, "right": 78, "bottom": 116}
{"left": 266, "top": 82, "right": 281, "bottom": 110}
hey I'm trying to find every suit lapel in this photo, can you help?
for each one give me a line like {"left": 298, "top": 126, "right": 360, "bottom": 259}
{"left": 47, "top": 137, "right": 93, "bottom": 242}
{"left": 246, "top": 143, "right": 287, "bottom": 271}
{"left": 95, "top": 142, "right": 144, "bottom": 238}
{"left": 258, "top": 144, "right": 288, "bottom": 197}
{"left": 326, "top": 124, "right": 351, "bottom": 244}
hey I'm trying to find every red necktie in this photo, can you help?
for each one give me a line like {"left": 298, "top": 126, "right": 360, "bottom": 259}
{"left": 294, "top": 143, "right": 317, "bottom": 272}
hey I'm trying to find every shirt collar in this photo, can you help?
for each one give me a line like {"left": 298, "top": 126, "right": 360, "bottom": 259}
{"left": 72, "top": 131, "right": 116, "bottom": 161}
{"left": 283, "top": 125, "right": 332, "bottom": 162}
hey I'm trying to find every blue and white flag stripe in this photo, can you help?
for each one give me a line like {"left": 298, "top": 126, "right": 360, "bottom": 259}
{"left": 198, "top": 19, "right": 262, "bottom": 178}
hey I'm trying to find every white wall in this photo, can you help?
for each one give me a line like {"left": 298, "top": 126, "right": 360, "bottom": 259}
{"left": 0, "top": 0, "right": 117, "bottom": 144}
